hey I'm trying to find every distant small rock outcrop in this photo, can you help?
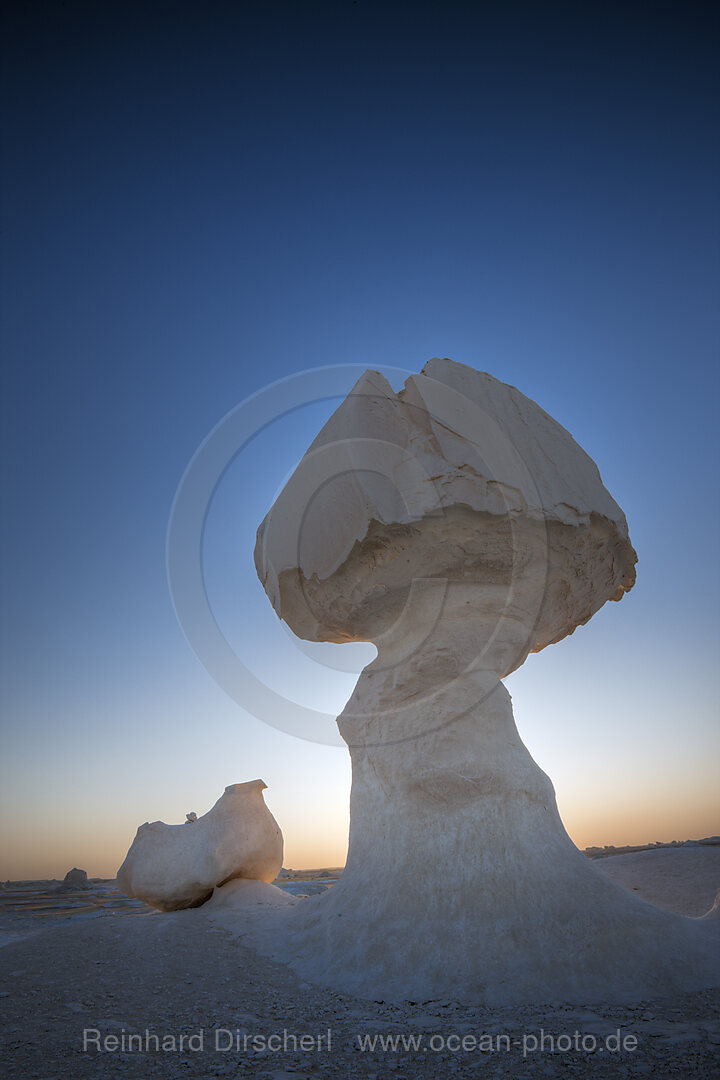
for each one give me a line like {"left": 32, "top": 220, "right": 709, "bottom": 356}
{"left": 584, "top": 838, "right": 720, "bottom": 859}
{"left": 56, "top": 868, "right": 91, "bottom": 892}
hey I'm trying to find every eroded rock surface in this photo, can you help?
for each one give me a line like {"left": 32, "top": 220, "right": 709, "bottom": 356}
{"left": 255, "top": 358, "right": 637, "bottom": 674}
{"left": 116, "top": 780, "right": 282, "bottom": 911}
{"left": 250, "top": 359, "right": 719, "bottom": 1004}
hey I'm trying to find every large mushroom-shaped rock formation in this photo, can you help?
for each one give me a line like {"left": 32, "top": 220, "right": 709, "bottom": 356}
{"left": 116, "top": 780, "right": 283, "bottom": 911}
{"left": 253, "top": 358, "right": 720, "bottom": 1003}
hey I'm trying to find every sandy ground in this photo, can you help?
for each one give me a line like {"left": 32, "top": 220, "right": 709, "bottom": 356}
{"left": 1, "top": 850, "right": 719, "bottom": 1079}
{"left": 592, "top": 847, "right": 719, "bottom": 918}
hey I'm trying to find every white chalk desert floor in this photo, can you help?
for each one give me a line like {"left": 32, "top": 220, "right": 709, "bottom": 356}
{"left": 1, "top": 848, "right": 718, "bottom": 1079}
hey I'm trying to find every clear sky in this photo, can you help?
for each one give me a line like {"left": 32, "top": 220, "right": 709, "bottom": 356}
{"left": 1, "top": 1, "right": 718, "bottom": 880}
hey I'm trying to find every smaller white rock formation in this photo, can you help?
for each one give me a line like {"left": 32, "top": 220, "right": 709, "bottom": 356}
{"left": 116, "top": 780, "right": 282, "bottom": 911}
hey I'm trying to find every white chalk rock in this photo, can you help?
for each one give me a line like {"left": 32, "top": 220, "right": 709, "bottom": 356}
{"left": 256, "top": 358, "right": 636, "bottom": 675}
{"left": 206, "top": 877, "right": 296, "bottom": 910}
{"left": 250, "top": 359, "right": 720, "bottom": 1005}
{"left": 116, "top": 780, "right": 283, "bottom": 911}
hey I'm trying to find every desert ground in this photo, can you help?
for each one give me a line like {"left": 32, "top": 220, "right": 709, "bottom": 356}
{"left": 1, "top": 847, "right": 718, "bottom": 1080}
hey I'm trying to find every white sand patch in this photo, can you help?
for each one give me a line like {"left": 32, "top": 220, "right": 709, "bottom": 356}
{"left": 593, "top": 847, "right": 720, "bottom": 917}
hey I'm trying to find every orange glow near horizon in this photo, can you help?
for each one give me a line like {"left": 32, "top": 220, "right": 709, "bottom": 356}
{"left": 2, "top": 793, "right": 718, "bottom": 882}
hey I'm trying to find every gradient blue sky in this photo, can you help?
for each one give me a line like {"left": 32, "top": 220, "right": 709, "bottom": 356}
{"left": 1, "top": 1, "right": 718, "bottom": 878}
